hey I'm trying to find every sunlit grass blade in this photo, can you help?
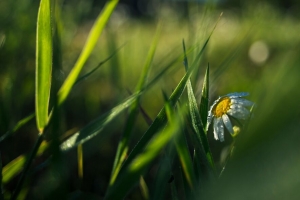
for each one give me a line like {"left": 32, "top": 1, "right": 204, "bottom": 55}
{"left": 109, "top": 22, "right": 161, "bottom": 185}
{"left": 35, "top": 0, "right": 52, "bottom": 133}
{"left": 199, "top": 64, "right": 209, "bottom": 129}
{"left": 0, "top": 113, "right": 35, "bottom": 143}
{"left": 2, "top": 141, "right": 49, "bottom": 185}
{"left": 57, "top": 0, "right": 119, "bottom": 105}
{"left": 182, "top": 40, "right": 215, "bottom": 177}
{"left": 104, "top": 101, "right": 181, "bottom": 200}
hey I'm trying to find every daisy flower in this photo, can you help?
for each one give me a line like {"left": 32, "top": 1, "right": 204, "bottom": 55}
{"left": 206, "top": 92, "right": 254, "bottom": 142}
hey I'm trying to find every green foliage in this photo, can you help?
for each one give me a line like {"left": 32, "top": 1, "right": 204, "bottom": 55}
{"left": 57, "top": 0, "right": 119, "bottom": 105}
{"left": 1, "top": 1, "right": 300, "bottom": 200}
{"left": 35, "top": 0, "right": 52, "bottom": 132}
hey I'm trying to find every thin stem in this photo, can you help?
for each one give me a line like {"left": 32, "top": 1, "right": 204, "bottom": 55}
{"left": 10, "top": 134, "right": 44, "bottom": 200}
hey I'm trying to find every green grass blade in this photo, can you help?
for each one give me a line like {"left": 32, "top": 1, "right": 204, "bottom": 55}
{"left": 0, "top": 113, "right": 35, "bottom": 143}
{"left": 200, "top": 64, "right": 209, "bottom": 129}
{"left": 120, "top": 27, "right": 217, "bottom": 174}
{"left": 57, "top": 0, "right": 119, "bottom": 105}
{"left": 104, "top": 101, "right": 181, "bottom": 200}
{"left": 35, "top": 0, "right": 52, "bottom": 132}
{"left": 182, "top": 40, "right": 215, "bottom": 176}
{"left": 60, "top": 92, "right": 139, "bottom": 151}
{"left": 109, "top": 23, "right": 161, "bottom": 185}
{"left": 174, "top": 121, "right": 197, "bottom": 189}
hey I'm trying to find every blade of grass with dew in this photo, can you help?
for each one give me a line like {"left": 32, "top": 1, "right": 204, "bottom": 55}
{"left": 60, "top": 92, "right": 139, "bottom": 151}
{"left": 2, "top": 141, "right": 49, "bottom": 185}
{"left": 35, "top": 0, "right": 52, "bottom": 133}
{"left": 182, "top": 40, "right": 215, "bottom": 177}
{"left": 199, "top": 64, "right": 209, "bottom": 130}
{"left": 57, "top": 0, "right": 119, "bottom": 106}
{"left": 0, "top": 113, "right": 35, "bottom": 143}
{"left": 120, "top": 16, "right": 220, "bottom": 173}
{"left": 109, "top": 22, "right": 162, "bottom": 186}
{"left": 104, "top": 100, "right": 181, "bottom": 200}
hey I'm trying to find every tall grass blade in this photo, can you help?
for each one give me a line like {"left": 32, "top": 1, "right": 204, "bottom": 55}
{"left": 109, "top": 22, "right": 161, "bottom": 185}
{"left": 120, "top": 25, "right": 217, "bottom": 174}
{"left": 104, "top": 101, "right": 181, "bottom": 200}
{"left": 182, "top": 40, "right": 215, "bottom": 178}
{"left": 173, "top": 119, "right": 197, "bottom": 189}
{"left": 199, "top": 64, "right": 209, "bottom": 129}
{"left": 0, "top": 113, "right": 35, "bottom": 143}
{"left": 57, "top": 0, "right": 119, "bottom": 105}
{"left": 35, "top": 0, "right": 52, "bottom": 133}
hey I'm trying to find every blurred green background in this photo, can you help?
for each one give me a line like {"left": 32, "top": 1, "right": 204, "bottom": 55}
{"left": 1, "top": 0, "right": 300, "bottom": 199}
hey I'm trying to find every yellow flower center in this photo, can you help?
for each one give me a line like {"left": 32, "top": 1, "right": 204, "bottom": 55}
{"left": 213, "top": 97, "right": 231, "bottom": 118}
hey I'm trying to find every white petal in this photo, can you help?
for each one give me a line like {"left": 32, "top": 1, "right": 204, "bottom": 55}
{"left": 214, "top": 117, "right": 224, "bottom": 142}
{"left": 206, "top": 115, "right": 214, "bottom": 131}
{"left": 226, "top": 92, "right": 249, "bottom": 99}
{"left": 231, "top": 98, "right": 254, "bottom": 107}
{"left": 227, "top": 107, "right": 250, "bottom": 120}
{"left": 222, "top": 114, "right": 234, "bottom": 134}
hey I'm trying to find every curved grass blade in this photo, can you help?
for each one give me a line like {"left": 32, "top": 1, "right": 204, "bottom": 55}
{"left": 182, "top": 40, "right": 215, "bottom": 177}
{"left": 35, "top": 0, "right": 52, "bottom": 133}
{"left": 57, "top": 0, "right": 119, "bottom": 105}
{"left": 199, "top": 64, "right": 209, "bottom": 129}
{"left": 0, "top": 113, "right": 35, "bottom": 143}
{"left": 109, "top": 22, "right": 162, "bottom": 185}
{"left": 104, "top": 101, "right": 181, "bottom": 200}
